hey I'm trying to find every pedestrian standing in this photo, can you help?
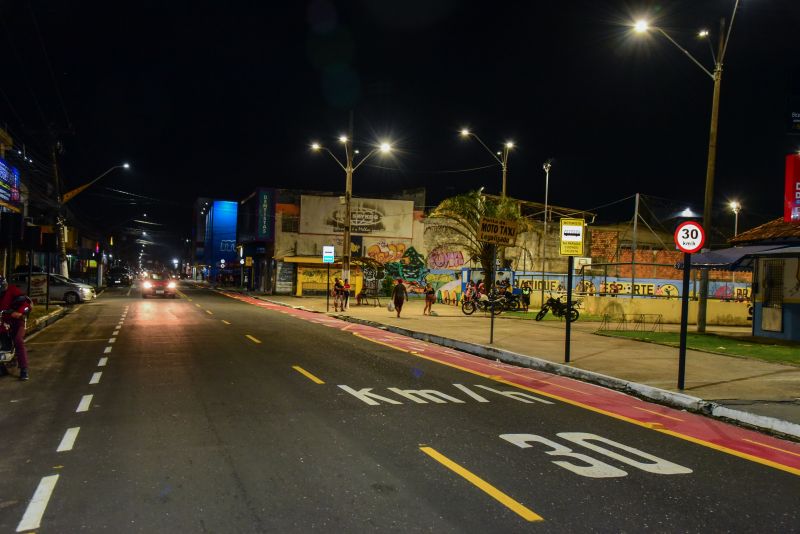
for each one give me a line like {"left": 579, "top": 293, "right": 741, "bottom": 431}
{"left": 391, "top": 278, "right": 407, "bottom": 318}
{"left": 423, "top": 282, "right": 435, "bottom": 315}
{"left": 343, "top": 278, "right": 351, "bottom": 310}
{"left": 521, "top": 282, "right": 532, "bottom": 311}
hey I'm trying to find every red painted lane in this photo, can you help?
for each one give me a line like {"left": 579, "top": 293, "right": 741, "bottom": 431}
{"left": 219, "top": 291, "right": 800, "bottom": 473}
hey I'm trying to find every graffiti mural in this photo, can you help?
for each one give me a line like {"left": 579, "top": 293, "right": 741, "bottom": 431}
{"left": 385, "top": 246, "right": 428, "bottom": 284}
{"left": 366, "top": 241, "right": 408, "bottom": 264}
{"left": 428, "top": 248, "right": 465, "bottom": 269}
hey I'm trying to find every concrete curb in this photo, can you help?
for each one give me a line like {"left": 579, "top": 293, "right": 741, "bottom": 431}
{"left": 27, "top": 307, "right": 68, "bottom": 336}
{"left": 255, "top": 295, "right": 800, "bottom": 440}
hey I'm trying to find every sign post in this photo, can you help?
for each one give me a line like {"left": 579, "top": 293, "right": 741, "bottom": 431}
{"left": 674, "top": 221, "right": 706, "bottom": 390}
{"left": 477, "top": 217, "right": 518, "bottom": 344}
{"left": 322, "top": 245, "right": 335, "bottom": 312}
{"left": 559, "top": 218, "right": 585, "bottom": 363}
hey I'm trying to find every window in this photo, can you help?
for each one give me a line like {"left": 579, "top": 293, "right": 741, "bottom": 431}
{"left": 762, "top": 260, "right": 784, "bottom": 309}
{"left": 282, "top": 214, "right": 299, "bottom": 233}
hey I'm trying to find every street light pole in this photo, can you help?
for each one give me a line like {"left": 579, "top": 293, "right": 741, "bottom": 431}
{"left": 541, "top": 160, "right": 552, "bottom": 305}
{"left": 460, "top": 129, "right": 514, "bottom": 198}
{"left": 311, "top": 139, "right": 392, "bottom": 282}
{"left": 634, "top": 1, "right": 739, "bottom": 332}
{"left": 730, "top": 201, "right": 741, "bottom": 236}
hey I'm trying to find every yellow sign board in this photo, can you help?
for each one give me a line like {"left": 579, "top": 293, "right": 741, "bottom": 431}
{"left": 245, "top": 256, "right": 253, "bottom": 267}
{"left": 559, "top": 218, "right": 585, "bottom": 256}
{"left": 477, "top": 217, "right": 518, "bottom": 246}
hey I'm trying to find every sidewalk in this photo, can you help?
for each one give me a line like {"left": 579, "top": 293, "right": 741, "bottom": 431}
{"left": 238, "top": 292, "right": 800, "bottom": 437}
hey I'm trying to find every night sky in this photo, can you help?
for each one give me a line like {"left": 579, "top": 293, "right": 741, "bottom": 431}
{"left": 1, "top": 0, "right": 798, "bottom": 259}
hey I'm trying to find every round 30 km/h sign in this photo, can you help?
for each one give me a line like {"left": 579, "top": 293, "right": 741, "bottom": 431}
{"left": 674, "top": 221, "right": 706, "bottom": 254}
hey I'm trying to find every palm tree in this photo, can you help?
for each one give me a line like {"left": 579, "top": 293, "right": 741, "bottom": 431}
{"left": 425, "top": 189, "right": 529, "bottom": 287}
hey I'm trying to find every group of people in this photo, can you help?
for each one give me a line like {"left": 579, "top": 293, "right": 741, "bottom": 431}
{"left": 331, "top": 278, "right": 351, "bottom": 312}
{"left": 389, "top": 279, "right": 436, "bottom": 318}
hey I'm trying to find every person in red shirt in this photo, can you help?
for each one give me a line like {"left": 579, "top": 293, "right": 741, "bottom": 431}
{"left": 0, "top": 275, "right": 32, "bottom": 381}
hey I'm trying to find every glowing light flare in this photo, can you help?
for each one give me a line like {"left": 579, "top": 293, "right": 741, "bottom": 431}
{"left": 460, "top": 128, "right": 471, "bottom": 137}
{"left": 311, "top": 142, "right": 321, "bottom": 151}
{"left": 338, "top": 135, "right": 348, "bottom": 143}
{"left": 633, "top": 20, "right": 649, "bottom": 33}
{"left": 729, "top": 201, "right": 741, "bottom": 213}
{"left": 379, "top": 142, "right": 392, "bottom": 154}
{"left": 698, "top": 29, "right": 709, "bottom": 38}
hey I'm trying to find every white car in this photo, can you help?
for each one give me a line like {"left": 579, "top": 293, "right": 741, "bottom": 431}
{"left": 10, "top": 273, "right": 97, "bottom": 305}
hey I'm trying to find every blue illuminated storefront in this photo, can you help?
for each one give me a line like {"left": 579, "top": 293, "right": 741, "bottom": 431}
{"left": 203, "top": 200, "right": 238, "bottom": 281}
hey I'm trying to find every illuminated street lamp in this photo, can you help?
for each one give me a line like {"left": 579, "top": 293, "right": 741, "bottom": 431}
{"left": 633, "top": 0, "right": 740, "bottom": 332}
{"left": 729, "top": 201, "right": 741, "bottom": 236}
{"left": 310, "top": 137, "right": 394, "bottom": 280}
{"left": 460, "top": 128, "right": 514, "bottom": 198}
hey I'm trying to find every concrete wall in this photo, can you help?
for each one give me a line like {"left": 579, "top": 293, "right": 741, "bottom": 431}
{"left": 580, "top": 296, "right": 751, "bottom": 326}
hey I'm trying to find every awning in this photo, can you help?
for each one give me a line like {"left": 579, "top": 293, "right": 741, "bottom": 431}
{"left": 676, "top": 245, "right": 790, "bottom": 271}
{"left": 748, "top": 246, "right": 800, "bottom": 256}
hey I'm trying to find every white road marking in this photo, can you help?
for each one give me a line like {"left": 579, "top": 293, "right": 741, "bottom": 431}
{"left": 76, "top": 395, "right": 93, "bottom": 413}
{"left": 56, "top": 427, "right": 80, "bottom": 452}
{"left": 112, "top": 330, "right": 119, "bottom": 336}
{"left": 126, "top": 287, "right": 132, "bottom": 296}
{"left": 98, "top": 357, "right": 108, "bottom": 367}
{"left": 104, "top": 346, "right": 112, "bottom": 354}
{"left": 89, "top": 372, "right": 102, "bottom": 385}
{"left": 108, "top": 338, "right": 116, "bottom": 344}
{"left": 16, "top": 474, "right": 59, "bottom": 532}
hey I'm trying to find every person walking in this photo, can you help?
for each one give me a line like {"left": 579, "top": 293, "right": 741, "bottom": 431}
{"left": 0, "top": 275, "right": 32, "bottom": 381}
{"left": 391, "top": 278, "right": 407, "bottom": 318}
{"left": 423, "top": 282, "right": 435, "bottom": 315}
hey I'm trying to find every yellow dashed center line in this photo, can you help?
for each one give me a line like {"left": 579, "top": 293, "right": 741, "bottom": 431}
{"left": 206, "top": 310, "right": 213, "bottom": 315}
{"left": 245, "top": 335, "right": 262, "bottom": 344}
{"left": 292, "top": 366, "right": 325, "bottom": 384}
{"left": 222, "top": 320, "right": 231, "bottom": 325}
{"left": 420, "top": 447, "right": 543, "bottom": 522}
{"left": 195, "top": 304, "right": 202, "bottom": 308}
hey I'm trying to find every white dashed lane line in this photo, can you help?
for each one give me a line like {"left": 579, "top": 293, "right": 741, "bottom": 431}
{"left": 98, "top": 357, "right": 108, "bottom": 367}
{"left": 89, "top": 372, "right": 102, "bottom": 385}
{"left": 104, "top": 346, "right": 112, "bottom": 354}
{"left": 16, "top": 475, "right": 59, "bottom": 532}
{"left": 76, "top": 395, "right": 93, "bottom": 413}
{"left": 56, "top": 427, "right": 80, "bottom": 452}
{"left": 108, "top": 338, "right": 116, "bottom": 344}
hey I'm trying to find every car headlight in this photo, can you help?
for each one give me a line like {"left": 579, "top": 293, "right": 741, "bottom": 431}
{"left": 143, "top": 281, "right": 152, "bottom": 289}
{"left": 167, "top": 281, "right": 176, "bottom": 289}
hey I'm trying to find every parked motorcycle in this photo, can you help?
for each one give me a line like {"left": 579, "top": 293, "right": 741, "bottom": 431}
{"left": 535, "top": 295, "right": 580, "bottom": 321}
{"left": 461, "top": 293, "right": 503, "bottom": 316}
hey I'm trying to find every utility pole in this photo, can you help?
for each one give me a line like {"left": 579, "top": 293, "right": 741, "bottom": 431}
{"left": 631, "top": 193, "right": 640, "bottom": 297}
{"left": 52, "top": 143, "right": 69, "bottom": 277}
{"left": 697, "top": 18, "right": 727, "bottom": 333}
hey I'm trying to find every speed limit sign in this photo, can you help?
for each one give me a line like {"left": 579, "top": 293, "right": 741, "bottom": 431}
{"left": 674, "top": 221, "right": 705, "bottom": 254}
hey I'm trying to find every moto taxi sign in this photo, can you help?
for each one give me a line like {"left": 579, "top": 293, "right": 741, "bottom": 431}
{"left": 559, "top": 218, "right": 585, "bottom": 256}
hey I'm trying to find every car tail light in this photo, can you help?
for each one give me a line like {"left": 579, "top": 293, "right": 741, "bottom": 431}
{"left": 167, "top": 282, "right": 176, "bottom": 289}
{"left": 143, "top": 281, "right": 152, "bottom": 289}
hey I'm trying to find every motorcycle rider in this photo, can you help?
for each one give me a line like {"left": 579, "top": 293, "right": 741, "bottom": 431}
{"left": 0, "top": 275, "right": 32, "bottom": 380}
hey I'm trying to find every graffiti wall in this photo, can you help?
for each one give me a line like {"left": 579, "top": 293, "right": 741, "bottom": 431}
{"left": 363, "top": 238, "right": 411, "bottom": 264}
{"left": 427, "top": 247, "right": 466, "bottom": 269}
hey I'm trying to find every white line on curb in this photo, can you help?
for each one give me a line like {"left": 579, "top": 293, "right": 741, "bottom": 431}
{"left": 76, "top": 395, "right": 93, "bottom": 413}
{"left": 57, "top": 427, "right": 80, "bottom": 452}
{"left": 16, "top": 475, "right": 59, "bottom": 532}
{"left": 89, "top": 372, "right": 102, "bottom": 385}
{"left": 98, "top": 357, "right": 108, "bottom": 367}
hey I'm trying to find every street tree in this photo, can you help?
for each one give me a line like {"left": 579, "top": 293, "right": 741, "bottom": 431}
{"left": 425, "top": 190, "right": 530, "bottom": 287}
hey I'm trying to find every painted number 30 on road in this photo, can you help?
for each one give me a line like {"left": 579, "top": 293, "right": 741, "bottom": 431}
{"left": 674, "top": 221, "right": 706, "bottom": 254}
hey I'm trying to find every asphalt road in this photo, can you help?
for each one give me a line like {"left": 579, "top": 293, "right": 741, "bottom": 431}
{"left": 1, "top": 283, "right": 798, "bottom": 533}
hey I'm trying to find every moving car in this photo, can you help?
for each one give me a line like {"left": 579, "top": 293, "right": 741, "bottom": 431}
{"left": 141, "top": 272, "right": 177, "bottom": 298}
{"left": 10, "top": 273, "right": 97, "bottom": 305}
{"left": 106, "top": 267, "right": 132, "bottom": 286}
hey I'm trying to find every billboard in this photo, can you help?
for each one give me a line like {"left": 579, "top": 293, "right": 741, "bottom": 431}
{"left": 785, "top": 154, "right": 800, "bottom": 223}
{"left": 0, "top": 157, "right": 21, "bottom": 211}
{"left": 299, "top": 195, "right": 413, "bottom": 238}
